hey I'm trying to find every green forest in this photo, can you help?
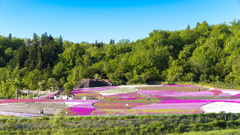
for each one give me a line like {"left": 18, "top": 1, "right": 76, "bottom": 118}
{"left": 1, "top": 20, "right": 240, "bottom": 98}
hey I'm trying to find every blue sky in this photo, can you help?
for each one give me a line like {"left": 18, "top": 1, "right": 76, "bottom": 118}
{"left": 0, "top": 0, "right": 240, "bottom": 43}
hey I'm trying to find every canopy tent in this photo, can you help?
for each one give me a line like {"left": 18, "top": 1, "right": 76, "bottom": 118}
{"left": 18, "top": 89, "right": 58, "bottom": 99}
{"left": 19, "top": 90, "right": 38, "bottom": 94}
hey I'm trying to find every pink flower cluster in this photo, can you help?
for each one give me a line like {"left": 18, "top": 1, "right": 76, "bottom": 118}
{"left": 94, "top": 102, "right": 148, "bottom": 109}
{"left": 131, "top": 102, "right": 205, "bottom": 109}
{"left": 160, "top": 99, "right": 240, "bottom": 104}
{"left": 71, "top": 108, "right": 96, "bottom": 115}
{"left": 70, "top": 101, "right": 99, "bottom": 115}
{"left": 104, "top": 92, "right": 144, "bottom": 100}
{"left": 160, "top": 85, "right": 199, "bottom": 87}
{"left": 208, "top": 90, "right": 222, "bottom": 96}
{"left": 138, "top": 90, "right": 179, "bottom": 100}
{"left": 5, "top": 86, "right": 238, "bottom": 116}
{"left": 91, "top": 108, "right": 204, "bottom": 115}
{"left": 232, "top": 94, "right": 240, "bottom": 99}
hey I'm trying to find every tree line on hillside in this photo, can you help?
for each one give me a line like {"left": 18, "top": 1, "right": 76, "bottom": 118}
{"left": 0, "top": 20, "right": 240, "bottom": 98}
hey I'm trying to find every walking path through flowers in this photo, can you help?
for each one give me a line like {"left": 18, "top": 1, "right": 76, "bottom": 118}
{"left": 1, "top": 85, "right": 240, "bottom": 117}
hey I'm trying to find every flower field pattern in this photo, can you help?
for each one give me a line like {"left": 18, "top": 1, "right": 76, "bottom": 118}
{"left": 94, "top": 102, "right": 149, "bottom": 109}
{"left": 68, "top": 85, "right": 240, "bottom": 116}
{"left": 104, "top": 92, "right": 146, "bottom": 100}
{"left": 70, "top": 102, "right": 98, "bottom": 115}
{"left": 0, "top": 99, "right": 99, "bottom": 117}
{"left": 1, "top": 85, "right": 240, "bottom": 117}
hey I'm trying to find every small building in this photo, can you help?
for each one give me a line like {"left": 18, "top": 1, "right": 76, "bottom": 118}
{"left": 54, "top": 89, "right": 75, "bottom": 100}
{"left": 74, "top": 78, "right": 116, "bottom": 88}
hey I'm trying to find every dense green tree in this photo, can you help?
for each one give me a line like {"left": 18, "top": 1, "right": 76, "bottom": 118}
{"left": 0, "top": 20, "right": 240, "bottom": 97}
{"left": 109, "top": 39, "right": 115, "bottom": 44}
{"left": 4, "top": 47, "right": 14, "bottom": 62}
{"left": 53, "top": 62, "right": 67, "bottom": 79}
{"left": 0, "top": 36, "right": 11, "bottom": 57}
{"left": 22, "top": 69, "right": 43, "bottom": 90}
{"left": 11, "top": 38, "right": 24, "bottom": 50}
{"left": 8, "top": 33, "right": 12, "bottom": 40}
{"left": 0, "top": 57, "right": 6, "bottom": 67}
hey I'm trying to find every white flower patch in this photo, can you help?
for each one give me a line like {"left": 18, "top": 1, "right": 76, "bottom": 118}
{"left": 220, "top": 89, "right": 240, "bottom": 95}
{"left": 64, "top": 102, "right": 91, "bottom": 107}
{"left": 201, "top": 102, "right": 240, "bottom": 113}
{"left": 95, "top": 87, "right": 138, "bottom": 95}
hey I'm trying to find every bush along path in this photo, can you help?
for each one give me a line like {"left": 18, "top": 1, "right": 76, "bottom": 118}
{"left": 0, "top": 113, "right": 239, "bottom": 130}
{"left": 1, "top": 113, "right": 240, "bottom": 134}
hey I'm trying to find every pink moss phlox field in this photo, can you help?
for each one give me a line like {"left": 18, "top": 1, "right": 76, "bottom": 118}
{"left": 131, "top": 102, "right": 206, "bottom": 109}
{"left": 160, "top": 85, "right": 200, "bottom": 87}
{"left": 155, "top": 96, "right": 179, "bottom": 100}
{"left": 65, "top": 108, "right": 76, "bottom": 116}
{"left": 71, "top": 108, "right": 96, "bottom": 115}
{"left": 138, "top": 90, "right": 179, "bottom": 96}
{"left": 214, "top": 93, "right": 232, "bottom": 99}
{"left": 91, "top": 108, "right": 203, "bottom": 115}
{"left": 118, "top": 97, "right": 144, "bottom": 100}
{"left": 160, "top": 99, "right": 240, "bottom": 104}
{"left": 70, "top": 88, "right": 240, "bottom": 115}
{"left": 94, "top": 102, "right": 148, "bottom": 109}
{"left": 72, "top": 102, "right": 96, "bottom": 108}
{"left": 138, "top": 90, "right": 213, "bottom": 100}
{"left": 70, "top": 102, "right": 98, "bottom": 115}
{"left": 171, "top": 91, "right": 214, "bottom": 97}
{"left": 208, "top": 90, "right": 222, "bottom": 96}
{"left": 132, "top": 99, "right": 240, "bottom": 110}
{"left": 104, "top": 92, "right": 145, "bottom": 100}
{"left": 137, "top": 90, "right": 179, "bottom": 100}
{"left": 231, "top": 94, "right": 240, "bottom": 99}
{"left": 138, "top": 90, "right": 214, "bottom": 100}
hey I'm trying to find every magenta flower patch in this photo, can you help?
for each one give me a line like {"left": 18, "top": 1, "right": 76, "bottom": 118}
{"left": 208, "top": 90, "right": 222, "bottom": 96}
{"left": 231, "top": 94, "right": 240, "bottom": 99}
{"left": 160, "top": 85, "right": 199, "bottom": 87}
{"left": 70, "top": 102, "right": 98, "bottom": 115}
{"left": 104, "top": 92, "right": 145, "bottom": 100}
{"left": 71, "top": 108, "right": 96, "bottom": 115}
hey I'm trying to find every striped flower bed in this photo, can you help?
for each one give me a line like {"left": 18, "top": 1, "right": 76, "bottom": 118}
{"left": 70, "top": 101, "right": 99, "bottom": 115}
{"left": 65, "top": 108, "right": 76, "bottom": 116}
{"left": 2, "top": 85, "right": 240, "bottom": 117}
{"left": 104, "top": 92, "right": 145, "bottom": 100}
{"left": 91, "top": 108, "right": 203, "bottom": 115}
{"left": 94, "top": 102, "right": 149, "bottom": 109}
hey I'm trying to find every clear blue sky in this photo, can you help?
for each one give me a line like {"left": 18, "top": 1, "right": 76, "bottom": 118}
{"left": 0, "top": 0, "right": 240, "bottom": 44}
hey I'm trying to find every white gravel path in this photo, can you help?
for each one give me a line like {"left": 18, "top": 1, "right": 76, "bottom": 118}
{"left": 95, "top": 87, "right": 138, "bottom": 95}
{"left": 220, "top": 90, "right": 240, "bottom": 95}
